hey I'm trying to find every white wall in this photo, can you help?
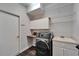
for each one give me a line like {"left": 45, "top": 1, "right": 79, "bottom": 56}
{"left": 0, "top": 3, "right": 31, "bottom": 53}
{"left": 73, "top": 4, "right": 79, "bottom": 42}
{"left": 43, "top": 3, "right": 74, "bottom": 37}
{"left": 30, "top": 17, "right": 49, "bottom": 29}
{"left": 50, "top": 22, "right": 73, "bottom": 37}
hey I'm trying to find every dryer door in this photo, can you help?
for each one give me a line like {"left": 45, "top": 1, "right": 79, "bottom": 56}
{"left": 36, "top": 41, "right": 50, "bottom": 56}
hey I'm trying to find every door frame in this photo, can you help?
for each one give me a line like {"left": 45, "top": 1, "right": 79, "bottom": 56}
{"left": 0, "top": 10, "right": 20, "bottom": 55}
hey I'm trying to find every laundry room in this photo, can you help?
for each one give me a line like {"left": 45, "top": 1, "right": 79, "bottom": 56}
{"left": 0, "top": 3, "right": 79, "bottom": 56}
{"left": 18, "top": 3, "right": 79, "bottom": 56}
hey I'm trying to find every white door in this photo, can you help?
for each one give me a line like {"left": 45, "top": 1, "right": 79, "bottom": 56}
{"left": 0, "top": 11, "right": 19, "bottom": 56}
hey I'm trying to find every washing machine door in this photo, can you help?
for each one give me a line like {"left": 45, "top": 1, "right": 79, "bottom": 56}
{"left": 36, "top": 41, "right": 50, "bottom": 56}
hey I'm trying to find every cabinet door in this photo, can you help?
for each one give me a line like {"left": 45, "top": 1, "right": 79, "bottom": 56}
{"left": 63, "top": 49, "right": 78, "bottom": 56}
{"left": 53, "top": 46, "right": 63, "bottom": 56}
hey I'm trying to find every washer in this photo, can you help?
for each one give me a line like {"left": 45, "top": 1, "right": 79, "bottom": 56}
{"left": 36, "top": 32, "right": 54, "bottom": 56}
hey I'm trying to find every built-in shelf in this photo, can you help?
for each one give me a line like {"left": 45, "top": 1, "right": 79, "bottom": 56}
{"left": 27, "top": 35, "right": 36, "bottom": 38}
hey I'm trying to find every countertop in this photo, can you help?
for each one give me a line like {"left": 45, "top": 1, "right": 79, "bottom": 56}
{"left": 53, "top": 37, "right": 79, "bottom": 45}
{"left": 27, "top": 35, "right": 79, "bottom": 45}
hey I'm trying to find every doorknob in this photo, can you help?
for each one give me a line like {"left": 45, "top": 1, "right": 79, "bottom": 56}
{"left": 17, "top": 36, "right": 20, "bottom": 38}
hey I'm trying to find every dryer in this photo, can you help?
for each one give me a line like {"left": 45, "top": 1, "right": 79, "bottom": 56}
{"left": 36, "top": 32, "right": 54, "bottom": 56}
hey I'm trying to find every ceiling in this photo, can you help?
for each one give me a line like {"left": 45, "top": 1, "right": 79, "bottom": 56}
{"left": 20, "top": 3, "right": 30, "bottom": 8}
{"left": 27, "top": 8, "right": 44, "bottom": 20}
{"left": 20, "top": 3, "right": 45, "bottom": 20}
{"left": 20, "top": 3, "right": 58, "bottom": 20}
{"left": 20, "top": 3, "right": 56, "bottom": 8}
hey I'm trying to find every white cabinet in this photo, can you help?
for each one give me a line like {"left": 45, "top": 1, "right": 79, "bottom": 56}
{"left": 53, "top": 41, "right": 78, "bottom": 56}
{"left": 63, "top": 49, "right": 78, "bottom": 56}
{"left": 53, "top": 46, "right": 63, "bottom": 56}
{"left": 30, "top": 17, "right": 50, "bottom": 29}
